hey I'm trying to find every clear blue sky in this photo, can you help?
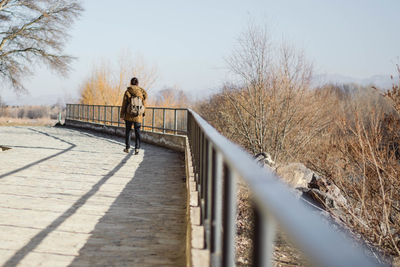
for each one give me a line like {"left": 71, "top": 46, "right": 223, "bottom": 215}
{"left": 2, "top": 0, "right": 399, "bottom": 105}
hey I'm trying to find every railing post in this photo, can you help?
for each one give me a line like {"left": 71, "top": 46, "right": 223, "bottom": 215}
{"left": 92, "top": 105, "right": 95, "bottom": 122}
{"left": 174, "top": 109, "right": 177, "bottom": 135}
{"left": 163, "top": 108, "right": 166, "bottom": 133}
{"left": 104, "top": 106, "right": 107, "bottom": 125}
{"left": 205, "top": 141, "right": 213, "bottom": 250}
{"left": 196, "top": 124, "right": 200, "bottom": 184}
{"left": 253, "top": 205, "right": 276, "bottom": 267}
{"left": 152, "top": 108, "right": 155, "bottom": 132}
{"left": 201, "top": 134, "right": 208, "bottom": 221}
{"left": 199, "top": 132, "right": 206, "bottom": 226}
{"left": 111, "top": 106, "right": 113, "bottom": 126}
{"left": 198, "top": 131, "right": 203, "bottom": 201}
{"left": 118, "top": 106, "right": 121, "bottom": 127}
{"left": 87, "top": 104, "right": 89, "bottom": 122}
{"left": 223, "top": 168, "right": 237, "bottom": 267}
{"left": 211, "top": 151, "right": 223, "bottom": 267}
{"left": 185, "top": 109, "right": 188, "bottom": 133}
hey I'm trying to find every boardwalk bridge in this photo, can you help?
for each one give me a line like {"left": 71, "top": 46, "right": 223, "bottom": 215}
{"left": 0, "top": 104, "right": 382, "bottom": 267}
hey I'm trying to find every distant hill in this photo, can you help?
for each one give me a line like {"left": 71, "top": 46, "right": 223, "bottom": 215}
{"left": 312, "top": 74, "right": 394, "bottom": 90}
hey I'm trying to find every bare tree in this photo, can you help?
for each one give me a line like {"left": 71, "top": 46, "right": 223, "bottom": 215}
{"left": 152, "top": 86, "right": 189, "bottom": 107}
{"left": 115, "top": 51, "right": 158, "bottom": 94}
{"left": 197, "top": 25, "right": 400, "bottom": 263}
{"left": 381, "top": 64, "right": 400, "bottom": 115}
{"left": 211, "top": 25, "right": 334, "bottom": 163}
{"left": 0, "top": 0, "right": 83, "bottom": 92}
{"left": 79, "top": 53, "right": 158, "bottom": 105}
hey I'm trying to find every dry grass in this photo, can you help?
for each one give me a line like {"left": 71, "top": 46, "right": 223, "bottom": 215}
{"left": 236, "top": 184, "right": 253, "bottom": 266}
{"left": 0, "top": 117, "right": 59, "bottom": 126}
{"left": 195, "top": 24, "right": 400, "bottom": 265}
{"left": 0, "top": 105, "right": 64, "bottom": 126}
{"left": 302, "top": 84, "right": 400, "bottom": 262}
{"left": 200, "top": 83, "right": 400, "bottom": 265}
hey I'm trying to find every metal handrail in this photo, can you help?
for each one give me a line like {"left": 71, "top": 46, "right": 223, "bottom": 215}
{"left": 65, "top": 103, "right": 383, "bottom": 266}
{"left": 186, "top": 109, "right": 382, "bottom": 267}
{"left": 65, "top": 104, "right": 187, "bottom": 135}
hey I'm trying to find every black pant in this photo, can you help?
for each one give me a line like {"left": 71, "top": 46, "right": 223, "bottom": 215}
{"left": 125, "top": 121, "right": 141, "bottom": 149}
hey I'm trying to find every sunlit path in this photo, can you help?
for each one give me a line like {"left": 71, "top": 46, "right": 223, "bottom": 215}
{"left": 0, "top": 126, "right": 186, "bottom": 266}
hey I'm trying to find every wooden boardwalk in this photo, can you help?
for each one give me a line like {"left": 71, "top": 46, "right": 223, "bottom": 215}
{"left": 0, "top": 126, "right": 186, "bottom": 266}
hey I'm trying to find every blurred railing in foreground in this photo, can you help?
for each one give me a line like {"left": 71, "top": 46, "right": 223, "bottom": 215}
{"left": 66, "top": 104, "right": 187, "bottom": 135}
{"left": 187, "top": 109, "right": 382, "bottom": 267}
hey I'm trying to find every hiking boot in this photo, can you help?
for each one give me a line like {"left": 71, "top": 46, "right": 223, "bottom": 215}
{"left": 123, "top": 148, "right": 129, "bottom": 153}
{"left": 134, "top": 148, "right": 139, "bottom": 155}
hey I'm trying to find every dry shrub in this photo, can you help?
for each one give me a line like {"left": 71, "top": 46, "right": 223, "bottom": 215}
{"left": 197, "top": 26, "right": 334, "bottom": 164}
{"left": 202, "top": 81, "right": 400, "bottom": 263}
{"left": 13, "top": 106, "right": 48, "bottom": 119}
{"left": 197, "top": 23, "right": 400, "bottom": 265}
{"left": 26, "top": 106, "right": 48, "bottom": 119}
{"left": 197, "top": 25, "right": 332, "bottom": 266}
{"left": 79, "top": 53, "right": 157, "bottom": 105}
{"left": 303, "top": 83, "right": 400, "bottom": 260}
{"left": 79, "top": 63, "right": 121, "bottom": 105}
{"left": 150, "top": 87, "right": 189, "bottom": 107}
{"left": 0, "top": 105, "right": 64, "bottom": 122}
{"left": 383, "top": 64, "right": 400, "bottom": 112}
{"left": 0, "top": 96, "right": 6, "bottom": 116}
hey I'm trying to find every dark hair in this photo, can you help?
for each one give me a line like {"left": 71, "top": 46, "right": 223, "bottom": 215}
{"left": 131, "top": 77, "right": 138, "bottom": 85}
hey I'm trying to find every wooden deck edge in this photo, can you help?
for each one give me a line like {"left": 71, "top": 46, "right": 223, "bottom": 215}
{"left": 185, "top": 137, "right": 210, "bottom": 267}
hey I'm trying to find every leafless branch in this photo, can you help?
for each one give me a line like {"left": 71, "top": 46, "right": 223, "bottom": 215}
{"left": 0, "top": 0, "right": 83, "bottom": 92}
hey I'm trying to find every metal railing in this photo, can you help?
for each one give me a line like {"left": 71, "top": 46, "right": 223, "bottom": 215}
{"left": 65, "top": 104, "right": 382, "bottom": 266}
{"left": 66, "top": 104, "right": 187, "bottom": 135}
{"left": 187, "top": 109, "right": 382, "bottom": 267}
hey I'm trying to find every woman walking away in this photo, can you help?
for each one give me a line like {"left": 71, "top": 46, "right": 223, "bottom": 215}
{"left": 120, "top": 77, "right": 148, "bottom": 155}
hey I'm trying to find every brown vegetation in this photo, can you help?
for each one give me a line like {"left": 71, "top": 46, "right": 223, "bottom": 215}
{"left": 302, "top": 84, "right": 400, "bottom": 262}
{"left": 196, "top": 25, "right": 400, "bottom": 265}
{"left": 0, "top": 105, "right": 63, "bottom": 126}
{"left": 197, "top": 26, "right": 334, "bottom": 164}
{"left": 79, "top": 54, "right": 157, "bottom": 105}
{"left": 150, "top": 87, "right": 189, "bottom": 108}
